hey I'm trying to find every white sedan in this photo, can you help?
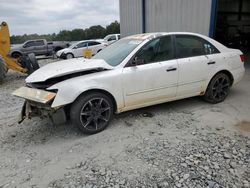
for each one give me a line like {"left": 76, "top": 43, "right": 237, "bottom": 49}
{"left": 56, "top": 39, "right": 108, "bottom": 59}
{"left": 13, "top": 32, "right": 245, "bottom": 134}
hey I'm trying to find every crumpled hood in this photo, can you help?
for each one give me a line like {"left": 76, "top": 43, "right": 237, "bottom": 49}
{"left": 26, "top": 58, "right": 114, "bottom": 83}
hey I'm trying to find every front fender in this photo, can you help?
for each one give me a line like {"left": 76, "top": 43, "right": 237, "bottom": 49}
{"left": 47, "top": 74, "right": 124, "bottom": 111}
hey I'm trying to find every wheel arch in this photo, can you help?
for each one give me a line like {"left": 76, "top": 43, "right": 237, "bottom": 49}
{"left": 11, "top": 51, "right": 22, "bottom": 57}
{"left": 204, "top": 69, "right": 234, "bottom": 95}
{"left": 73, "top": 89, "right": 118, "bottom": 113}
{"left": 66, "top": 52, "right": 74, "bottom": 57}
{"left": 212, "top": 70, "right": 234, "bottom": 86}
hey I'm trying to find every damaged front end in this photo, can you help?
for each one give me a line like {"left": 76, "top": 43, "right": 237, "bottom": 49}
{"left": 12, "top": 87, "right": 65, "bottom": 124}
{"left": 12, "top": 58, "right": 114, "bottom": 125}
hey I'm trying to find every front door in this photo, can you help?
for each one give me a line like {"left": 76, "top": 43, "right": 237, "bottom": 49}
{"left": 23, "top": 41, "right": 36, "bottom": 54}
{"left": 122, "top": 36, "right": 178, "bottom": 109}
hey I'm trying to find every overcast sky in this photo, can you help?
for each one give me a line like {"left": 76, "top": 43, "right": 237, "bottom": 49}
{"left": 0, "top": 0, "right": 119, "bottom": 35}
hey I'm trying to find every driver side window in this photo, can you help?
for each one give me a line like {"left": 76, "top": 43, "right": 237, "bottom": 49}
{"left": 24, "top": 41, "right": 36, "bottom": 48}
{"left": 136, "top": 38, "right": 160, "bottom": 64}
{"left": 135, "top": 36, "right": 174, "bottom": 65}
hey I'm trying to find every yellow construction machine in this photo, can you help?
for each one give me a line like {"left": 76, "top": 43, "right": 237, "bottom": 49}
{"left": 0, "top": 21, "right": 39, "bottom": 83}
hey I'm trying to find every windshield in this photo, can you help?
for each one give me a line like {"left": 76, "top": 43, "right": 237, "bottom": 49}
{"left": 103, "top": 35, "right": 111, "bottom": 40}
{"left": 92, "top": 38, "right": 142, "bottom": 66}
{"left": 68, "top": 41, "right": 80, "bottom": 49}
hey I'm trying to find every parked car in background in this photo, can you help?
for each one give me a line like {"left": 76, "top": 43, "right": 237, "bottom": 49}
{"left": 103, "top": 34, "right": 120, "bottom": 44}
{"left": 13, "top": 32, "right": 245, "bottom": 134}
{"left": 9, "top": 39, "right": 70, "bottom": 58}
{"left": 56, "top": 40, "right": 108, "bottom": 59}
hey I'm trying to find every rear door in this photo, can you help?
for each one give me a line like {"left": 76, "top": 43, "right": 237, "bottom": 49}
{"left": 175, "top": 35, "right": 214, "bottom": 97}
{"left": 122, "top": 35, "right": 178, "bottom": 109}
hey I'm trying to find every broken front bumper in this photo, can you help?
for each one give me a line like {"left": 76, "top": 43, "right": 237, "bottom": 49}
{"left": 12, "top": 87, "right": 65, "bottom": 123}
{"left": 18, "top": 100, "right": 57, "bottom": 123}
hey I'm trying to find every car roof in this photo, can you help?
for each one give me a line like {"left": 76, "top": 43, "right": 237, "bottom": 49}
{"left": 75, "top": 39, "right": 104, "bottom": 44}
{"left": 124, "top": 32, "right": 228, "bottom": 53}
{"left": 26, "top": 39, "right": 44, "bottom": 42}
{"left": 124, "top": 32, "right": 207, "bottom": 41}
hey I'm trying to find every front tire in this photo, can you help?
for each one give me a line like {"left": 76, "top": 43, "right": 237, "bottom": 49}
{"left": 66, "top": 53, "right": 74, "bottom": 59}
{"left": 12, "top": 52, "right": 22, "bottom": 59}
{"left": 70, "top": 92, "right": 114, "bottom": 134}
{"left": 203, "top": 73, "right": 231, "bottom": 103}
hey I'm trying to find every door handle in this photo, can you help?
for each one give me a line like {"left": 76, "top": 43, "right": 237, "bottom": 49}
{"left": 207, "top": 61, "right": 216, "bottom": 65}
{"left": 166, "top": 67, "right": 177, "bottom": 72}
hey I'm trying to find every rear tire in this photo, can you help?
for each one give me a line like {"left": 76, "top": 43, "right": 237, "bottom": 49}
{"left": 70, "top": 92, "right": 114, "bottom": 134}
{"left": 203, "top": 73, "right": 231, "bottom": 103}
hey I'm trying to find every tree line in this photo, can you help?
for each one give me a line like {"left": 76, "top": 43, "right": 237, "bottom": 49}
{"left": 10, "top": 21, "right": 120, "bottom": 44}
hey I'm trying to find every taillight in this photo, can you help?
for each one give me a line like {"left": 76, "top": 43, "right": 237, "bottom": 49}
{"left": 240, "top": 54, "right": 246, "bottom": 62}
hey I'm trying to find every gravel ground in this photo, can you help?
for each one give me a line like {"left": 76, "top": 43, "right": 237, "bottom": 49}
{"left": 0, "top": 58, "right": 249, "bottom": 188}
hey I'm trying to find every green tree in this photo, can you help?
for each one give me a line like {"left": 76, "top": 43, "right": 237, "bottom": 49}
{"left": 10, "top": 21, "right": 120, "bottom": 44}
{"left": 106, "top": 21, "right": 120, "bottom": 35}
{"left": 85, "top": 25, "right": 106, "bottom": 39}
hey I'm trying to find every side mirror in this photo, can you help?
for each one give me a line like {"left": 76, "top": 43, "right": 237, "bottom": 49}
{"left": 23, "top": 44, "right": 27, "bottom": 48}
{"left": 131, "top": 57, "right": 144, "bottom": 66}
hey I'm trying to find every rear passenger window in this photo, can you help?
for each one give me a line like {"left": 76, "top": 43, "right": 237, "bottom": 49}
{"left": 88, "top": 41, "right": 100, "bottom": 46}
{"left": 35, "top": 40, "right": 45, "bottom": 46}
{"left": 175, "top": 35, "right": 219, "bottom": 58}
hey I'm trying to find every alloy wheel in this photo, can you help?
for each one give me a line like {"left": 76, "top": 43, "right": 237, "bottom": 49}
{"left": 66, "top": 53, "right": 73, "bottom": 59}
{"left": 79, "top": 97, "right": 111, "bottom": 131}
{"left": 211, "top": 75, "right": 230, "bottom": 101}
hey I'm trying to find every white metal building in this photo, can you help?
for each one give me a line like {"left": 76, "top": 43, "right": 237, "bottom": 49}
{"left": 119, "top": 0, "right": 250, "bottom": 45}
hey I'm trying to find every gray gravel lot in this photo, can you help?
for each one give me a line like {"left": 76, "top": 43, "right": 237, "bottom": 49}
{"left": 0, "top": 58, "right": 249, "bottom": 188}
